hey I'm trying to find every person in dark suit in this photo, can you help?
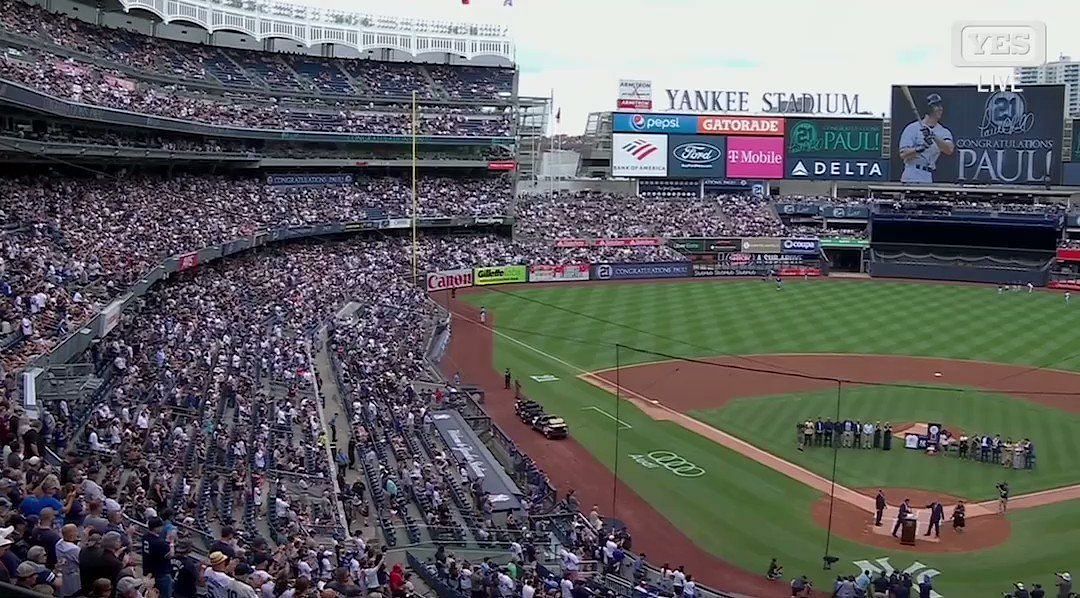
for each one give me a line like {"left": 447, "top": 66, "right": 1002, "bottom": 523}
{"left": 853, "top": 420, "right": 862, "bottom": 448}
{"left": 823, "top": 419, "right": 834, "bottom": 447}
{"left": 882, "top": 423, "right": 893, "bottom": 451}
{"left": 504, "top": 368, "right": 512, "bottom": 389}
{"left": 814, "top": 418, "right": 824, "bottom": 446}
{"left": 892, "top": 499, "right": 912, "bottom": 537}
{"left": 924, "top": 502, "right": 945, "bottom": 537}
{"left": 873, "top": 421, "right": 882, "bottom": 448}
{"left": 875, "top": 490, "right": 887, "bottom": 526}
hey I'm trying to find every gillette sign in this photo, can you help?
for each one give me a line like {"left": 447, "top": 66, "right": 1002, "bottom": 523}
{"left": 613, "top": 113, "right": 698, "bottom": 134}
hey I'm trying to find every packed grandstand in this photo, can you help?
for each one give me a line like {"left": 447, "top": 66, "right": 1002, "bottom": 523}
{"left": 3, "top": 1, "right": 1080, "bottom": 598}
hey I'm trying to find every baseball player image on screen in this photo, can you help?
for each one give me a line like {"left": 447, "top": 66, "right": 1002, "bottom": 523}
{"left": 898, "top": 93, "right": 956, "bottom": 183}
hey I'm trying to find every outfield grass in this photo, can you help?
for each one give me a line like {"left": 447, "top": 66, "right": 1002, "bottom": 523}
{"left": 694, "top": 385, "right": 1080, "bottom": 500}
{"left": 465, "top": 280, "right": 1080, "bottom": 596}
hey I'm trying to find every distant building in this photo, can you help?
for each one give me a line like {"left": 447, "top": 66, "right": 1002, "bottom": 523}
{"left": 1015, "top": 56, "right": 1080, "bottom": 116}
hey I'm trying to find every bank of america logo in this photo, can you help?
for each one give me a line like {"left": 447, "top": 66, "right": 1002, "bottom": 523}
{"left": 622, "top": 139, "right": 659, "bottom": 161}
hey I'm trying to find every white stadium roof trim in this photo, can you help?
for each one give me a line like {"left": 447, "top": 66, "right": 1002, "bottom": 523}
{"left": 120, "top": 0, "right": 515, "bottom": 61}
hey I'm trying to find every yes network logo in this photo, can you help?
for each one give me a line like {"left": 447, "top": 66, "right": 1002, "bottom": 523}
{"left": 622, "top": 138, "right": 660, "bottom": 161}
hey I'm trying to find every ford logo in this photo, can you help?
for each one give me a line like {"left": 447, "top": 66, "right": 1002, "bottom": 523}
{"left": 672, "top": 143, "right": 721, "bottom": 164}
{"left": 631, "top": 114, "right": 646, "bottom": 130}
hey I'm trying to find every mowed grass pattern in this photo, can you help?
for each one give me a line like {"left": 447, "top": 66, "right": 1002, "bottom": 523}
{"left": 465, "top": 280, "right": 1080, "bottom": 596}
{"left": 695, "top": 386, "right": 1080, "bottom": 499}
{"left": 470, "top": 280, "right": 1080, "bottom": 372}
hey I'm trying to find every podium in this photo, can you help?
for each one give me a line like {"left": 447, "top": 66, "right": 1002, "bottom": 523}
{"left": 900, "top": 516, "right": 918, "bottom": 545}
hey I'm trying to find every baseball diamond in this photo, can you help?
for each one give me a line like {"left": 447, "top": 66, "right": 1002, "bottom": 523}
{"left": 445, "top": 279, "right": 1080, "bottom": 598}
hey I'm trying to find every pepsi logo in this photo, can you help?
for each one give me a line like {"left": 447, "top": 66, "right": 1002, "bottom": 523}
{"left": 631, "top": 114, "right": 646, "bottom": 130}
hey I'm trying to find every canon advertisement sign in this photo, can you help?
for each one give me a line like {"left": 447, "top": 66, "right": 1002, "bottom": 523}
{"left": 426, "top": 268, "right": 474, "bottom": 291}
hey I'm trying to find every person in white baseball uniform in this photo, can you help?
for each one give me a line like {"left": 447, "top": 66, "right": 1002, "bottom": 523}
{"left": 899, "top": 93, "right": 955, "bottom": 183}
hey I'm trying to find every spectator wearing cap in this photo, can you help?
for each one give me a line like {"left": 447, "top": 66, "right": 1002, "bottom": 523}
{"left": 116, "top": 575, "right": 150, "bottom": 598}
{"left": 0, "top": 531, "right": 15, "bottom": 582}
{"left": 14, "top": 560, "right": 46, "bottom": 592}
{"left": 172, "top": 539, "right": 200, "bottom": 598}
{"left": 19, "top": 483, "right": 64, "bottom": 517}
{"left": 55, "top": 523, "right": 81, "bottom": 597}
{"left": 141, "top": 516, "right": 172, "bottom": 598}
{"left": 25, "top": 544, "right": 62, "bottom": 593}
{"left": 79, "top": 531, "right": 125, "bottom": 592}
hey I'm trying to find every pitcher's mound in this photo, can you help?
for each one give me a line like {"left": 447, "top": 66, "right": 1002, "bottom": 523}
{"left": 810, "top": 488, "right": 1011, "bottom": 553}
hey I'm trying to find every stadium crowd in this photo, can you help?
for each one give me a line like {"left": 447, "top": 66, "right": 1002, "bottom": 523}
{"left": 0, "top": 0, "right": 513, "bottom": 100}
{"left": 515, "top": 193, "right": 786, "bottom": 239}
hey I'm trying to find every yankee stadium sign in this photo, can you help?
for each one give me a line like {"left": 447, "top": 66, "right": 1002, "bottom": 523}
{"left": 664, "top": 89, "right": 872, "bottom": 115}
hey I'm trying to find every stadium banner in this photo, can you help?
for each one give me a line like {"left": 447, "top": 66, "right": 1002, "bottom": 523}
{"left": 555, "top": 238, "right": 662, "bottom": 248}
{"left": 889, "top": 85, "right": 1065, "bottom": 185}
{"left": 822, "top": 205, "right": 871, "bottom": 219}
{"left": 473, "top": 265, "right": 528, "bottom": 286}
{"left": 612, "top": 133, "right": 669, "bottom": 178}
{"left": 698, "top": 115, "right": 785, "bottom": 136}
{"left": 1065, "top": 213, "right": 1080, "bottom": 229}
{"left": 703, "top": 178, "right": 765, "bottom": 195}
{"left": 426, "top": 268, "right": 474, "bottom": 292}
{"left": 591, "top": 261, "right": 692, "bottom": 281}
{"left": 667, "top": 135, "right": 727, "bottom": 178}
{"left": 529, "top": 264, "right": 590, "bottom": 282}
{"left": 612, "top": 113, "right": 697, "bottom": 134}
{"left": 617, "top": 79, "right": 653, "bottom": 110}
{"left": 785, "top": 157, "right": 889, "bottom": 181}
{"left": 740, "top": 237, "right": 783, "bottom": 253}
{"left": 487, "top": 161, "right": 516, "bottom": 171}
{"left": 781, "top": 238, "right": 821, "bottom": 255}
{"left": 1057, "top": 249, "right": 1080, "bottom": 262}
{"left": 694, "top": 252, "right": 821, "bottom": 277}
{"left": 385, "top": 218, "right": 412, "bottom": 229}
{"left": 785, "top": 118, "right": 884, "bottom": 158}
{"left": 693, "top": 263, "right": 823, "bottom": 278}
{"left": 821, "top": 238, "right": 870, "bottom": 248}
{"left": 776, "top": 203, "right": 820, "bottom": 216}
{"left": 177, "top": 252, "right": 199, "bottom": 271}
{"left": 638, "top": 179, "right": 701, "bottom": 198}
{"left": 669, "top": 238, "right": 741, "bottom": 253}
{"left": 726, "top": 137, "right": 785, "bottom": 179}
{"left": 266, "top": 173, "right": 354, "bottom": 187}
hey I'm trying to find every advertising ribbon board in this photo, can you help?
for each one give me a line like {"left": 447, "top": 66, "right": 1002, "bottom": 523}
{"left": 591, "top": 261, "right": 692, "bottom": 281}
{"left": 781, "top": 238, "right": 821, "bottom": 255}
{"left": 821, "top": 238, "right": 870, "bottom": 249}
{"left": 555, "top": 238, "right": 662, "bottom": 248}
{"left": 529, "top": 264, "right": 590, "bottom": 282}
{"left": 1057, "top": 249, "right": 1080, "bottom": 262}
{"left": 426, "top": 268, "right": 475, "bottom": 291}
{"left": 177, "top": 252, "right": 199, "bottom": 272}
{"left": 740, "top": 238, "right": 783, "bottom": 253}
{"left": 473, "top": 265, "right": 528, "bottom": 286}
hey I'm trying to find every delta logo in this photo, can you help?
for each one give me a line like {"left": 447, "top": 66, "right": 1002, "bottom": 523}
{"left": 622, "top": 138, "right": 660, "bottom": 161}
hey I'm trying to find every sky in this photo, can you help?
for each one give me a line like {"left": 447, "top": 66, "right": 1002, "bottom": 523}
{"left": 312, "top": 0, "right": 1080, "bottom": 134}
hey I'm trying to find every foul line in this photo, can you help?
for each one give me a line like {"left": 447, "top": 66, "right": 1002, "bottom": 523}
{"left": 454, "top": 309, "right": 1080, "bottom": 519}
{"left": 582, "top": 406, "right": 633, "bottom": 429}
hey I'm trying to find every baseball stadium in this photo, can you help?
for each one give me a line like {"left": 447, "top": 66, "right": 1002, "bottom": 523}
{"left": 2, "top": 1, "right": 1079, "bottom": 598}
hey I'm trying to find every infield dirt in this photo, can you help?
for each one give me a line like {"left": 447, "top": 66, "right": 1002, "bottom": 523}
{"left": 442, "top": 295, "right": 1080, "bottom": 597}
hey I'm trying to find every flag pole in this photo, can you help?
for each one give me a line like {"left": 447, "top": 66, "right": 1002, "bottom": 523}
{"left": 411, "top": 90, "right": 418, "bottom": 284}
